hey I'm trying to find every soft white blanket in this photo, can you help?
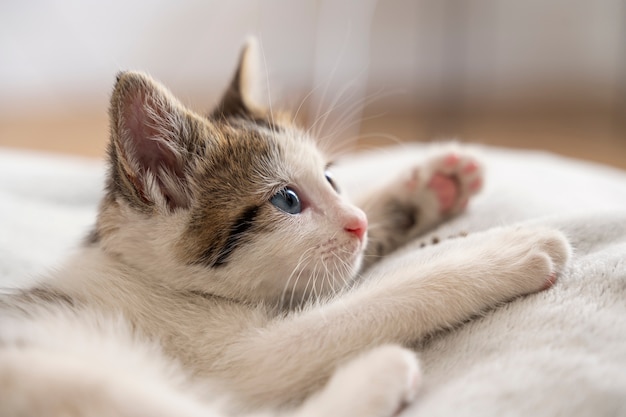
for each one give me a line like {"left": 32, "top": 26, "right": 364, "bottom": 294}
{"left": 1, "top": 145, "right": 625, "bottom": 416}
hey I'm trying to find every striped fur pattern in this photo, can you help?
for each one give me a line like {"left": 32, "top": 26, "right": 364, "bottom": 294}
{"left": 0, "top": 39, "right": 572, "bottom": 417}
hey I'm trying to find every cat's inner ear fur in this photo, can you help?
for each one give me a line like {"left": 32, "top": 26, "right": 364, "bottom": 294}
{"left": 211, "top": 38, "right": 268, "bottom": 120}
{"left": 109, "top": 71, "right": 200, "bottom": 212}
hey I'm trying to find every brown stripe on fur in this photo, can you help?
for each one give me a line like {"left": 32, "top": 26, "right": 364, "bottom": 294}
{"left": 175, "top": 120, "right": 285, "bottom": 268}
{"left": 211, "top": 205, "right": 260, "bottom": 267}
{"left": 23, "top": 287, "right": 76, "bottom": 307}
{"left": 1, "top": 287, "right": 78, "bottom": 313}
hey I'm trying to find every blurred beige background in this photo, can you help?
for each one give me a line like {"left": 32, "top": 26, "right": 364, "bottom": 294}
{"left": 1, "top": 0, "right": 624, "bottom": 169}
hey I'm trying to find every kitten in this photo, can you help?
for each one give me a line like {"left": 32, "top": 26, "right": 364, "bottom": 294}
{"left": 0, "top": 40, "right": 571, "bottom": 417}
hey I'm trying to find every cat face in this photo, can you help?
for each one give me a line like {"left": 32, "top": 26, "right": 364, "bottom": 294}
{"left": 95, "top": 40, "right": 367, "bottom": 307}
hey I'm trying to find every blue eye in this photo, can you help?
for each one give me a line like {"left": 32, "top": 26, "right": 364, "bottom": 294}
{"left": 270, "top": 188, "right": 302, "bottom": 214}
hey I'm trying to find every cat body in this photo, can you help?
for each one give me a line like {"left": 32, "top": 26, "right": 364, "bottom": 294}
{"left": 0, "top": 40, "right": 571, "bottom": 417}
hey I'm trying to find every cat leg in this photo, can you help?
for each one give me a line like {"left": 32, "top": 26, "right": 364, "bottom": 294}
{"left": 217, "top": 225, "right": 570, "bottom": 410}
{"left": 0, "top": 314, "right": 216, "bottom": 417}
{"left": 291, "top": 345, "right": 420, "bottom": 417}
{"left": 359, "top": 146, "right": 483, "bottom": 269}
{"left": 0, "top": 347, "right": 217, "bottom": 417}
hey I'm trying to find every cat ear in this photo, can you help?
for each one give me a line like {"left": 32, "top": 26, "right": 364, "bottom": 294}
{"left": 108, "top": 71, "right": 199, "bottom": 212}
{"left": 211, "top": 37, "right": 267, "bottom": 119}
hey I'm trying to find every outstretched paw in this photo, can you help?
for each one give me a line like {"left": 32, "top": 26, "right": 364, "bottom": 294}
{"left": 355, "top": 345, "right": 421, "bottom": 416}
{"left": 469, "top": 226, "right": 572, "bottom": 299}
{"left": 414, "top": 149, "right": 483, "bottom": 215}
{"left": 505, "top": 227, "right": 572, "bottom": 294}
{"left": 306, "top": 345, "right": 421, "bottom": 417}
{"left": 360, "top": 146, "right": 484, "bottom": 266}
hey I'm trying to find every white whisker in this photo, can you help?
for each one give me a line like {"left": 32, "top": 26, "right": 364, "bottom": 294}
{"left": 320, "top": 88, "right": 395, "bottom": 142}
{"left": 280, "top": 247, "right": 316, "bottom": 310}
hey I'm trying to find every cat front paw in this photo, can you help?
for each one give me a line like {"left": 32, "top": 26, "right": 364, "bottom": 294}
{"left": 417, "top": 148, "right": 483, "bottom": 215}
{"left": 359, "top": 146, "right": 484, "bottom": 266}
{"left": 487, "top": 226, "right": 572, "bottom": 296}
{"left": 357, "top": 345, "right": 421, "bottom": 415}
{"left": 389, "top": 147, "right": 482, "bottom": 238}
{"left": 517, "top": 227, "right": 572, "bottom": 292}
{"left": 319, "top": 345, "right": 421, "bottom": 417}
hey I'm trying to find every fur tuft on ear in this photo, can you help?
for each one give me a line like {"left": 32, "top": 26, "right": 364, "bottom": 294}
{"left": 211, "top": 37, "right": 267, "bottom": 120}
{"left": 108, "top": 71, "right": 200, "bottom": 212}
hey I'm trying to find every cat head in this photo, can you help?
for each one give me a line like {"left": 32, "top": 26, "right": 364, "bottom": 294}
{"left": 94, "top": 39, "right": 368, "bottom": 307}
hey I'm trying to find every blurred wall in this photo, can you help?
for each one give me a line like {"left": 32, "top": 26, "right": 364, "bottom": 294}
{"left": 368, "top": 0, "right": 624, "bottom": 113}
{"left": 2, "top": 1, "right": 623, "bottom": 112}
{"left": 0, "top": 0, "right": 624, "bottom": 162}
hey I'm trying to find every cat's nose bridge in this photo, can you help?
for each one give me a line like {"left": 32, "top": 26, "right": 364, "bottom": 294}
{"left": 313, "top": 189, "right": 368, "bottom": 241}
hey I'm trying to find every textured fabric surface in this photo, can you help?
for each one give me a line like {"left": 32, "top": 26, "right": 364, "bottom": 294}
{"left": 1, "top": 145, "right": 625, "bottom": 416}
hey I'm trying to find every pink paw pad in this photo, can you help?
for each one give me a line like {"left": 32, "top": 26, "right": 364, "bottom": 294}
{"left": 423, "top": 150, "right": 483, "bottom": 214}
{"left": 444, "top": 154, "right": 460, "bottom": 167}
{"left": 463, "top": 161, "right": 479, "bottom": 174}
{"left": 428, "top": 173, "right": 458, "bottom": 213}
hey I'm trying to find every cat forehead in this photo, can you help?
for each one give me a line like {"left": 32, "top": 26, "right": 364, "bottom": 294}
{"left": 200, "top": 119, "right": 326, "bottom": 185}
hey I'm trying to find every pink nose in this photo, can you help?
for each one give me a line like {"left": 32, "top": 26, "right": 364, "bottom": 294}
{"left": 344, "top": 213, "right": 368, "bottom": 241}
